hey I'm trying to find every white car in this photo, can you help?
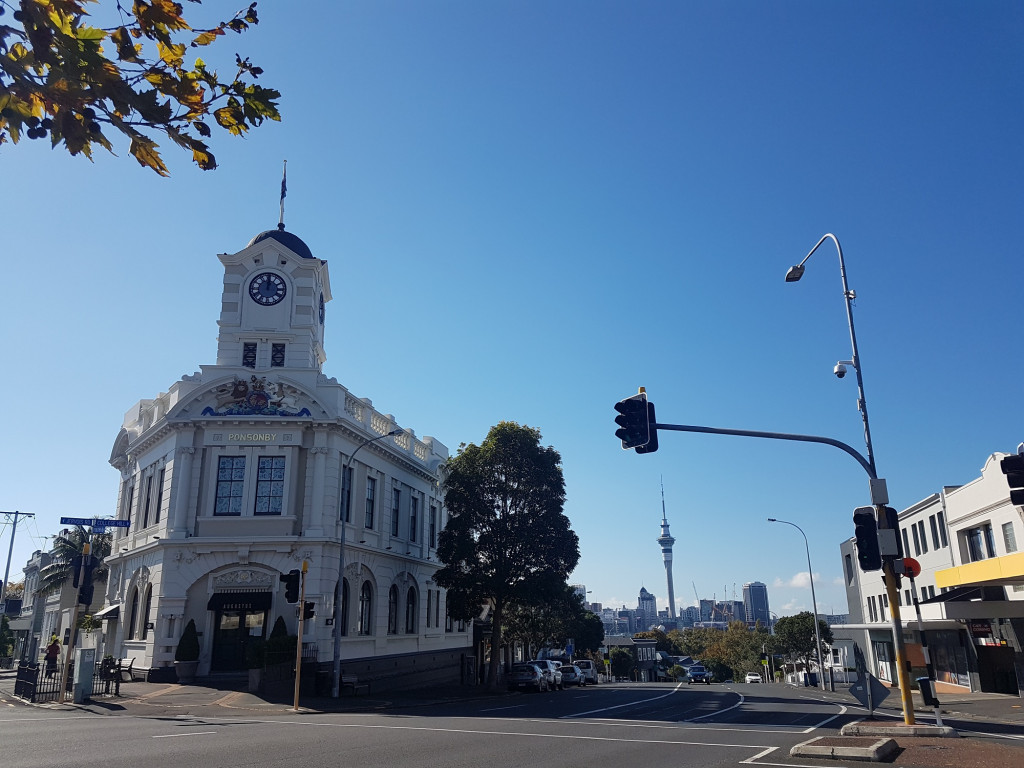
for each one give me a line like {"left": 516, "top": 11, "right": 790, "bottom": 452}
{"left": 744, "top": 672, "right": 763, "bottom": 683}
{"left": 575, "top": 659, "right": 599, "bottom": 684}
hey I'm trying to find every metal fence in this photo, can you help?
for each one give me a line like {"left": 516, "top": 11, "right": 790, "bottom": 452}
{"left": 12, "top": 661, "right": 111, "bottom": 703}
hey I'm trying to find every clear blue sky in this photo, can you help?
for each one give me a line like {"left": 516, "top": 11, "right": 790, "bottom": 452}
{"left": 3, "top": 2, "right": 1022, "bottom": 619}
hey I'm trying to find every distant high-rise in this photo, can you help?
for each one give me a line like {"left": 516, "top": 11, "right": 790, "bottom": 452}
{"left": 657, "top": 480, "right": 677, "bottom": 618}
{"left": 743, "top": 582, "right": 771, "bottom": 627}
{"left": 637, "top": 587, "right": 657, "bottom": 630}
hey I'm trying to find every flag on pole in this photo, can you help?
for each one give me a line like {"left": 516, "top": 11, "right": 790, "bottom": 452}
{"left": 278, "top": 159, "right": 287, "bottom": 227}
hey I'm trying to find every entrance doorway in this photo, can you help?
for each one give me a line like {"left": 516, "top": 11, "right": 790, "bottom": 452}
{"left": 207, "top": 593, "right": 272, "bottom": 672}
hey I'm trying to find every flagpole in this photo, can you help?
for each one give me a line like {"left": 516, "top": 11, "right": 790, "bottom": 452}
{"left": 278, "top": 159, "right": 287, "bottom": 229}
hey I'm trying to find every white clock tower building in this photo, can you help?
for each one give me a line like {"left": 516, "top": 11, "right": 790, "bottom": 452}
{"left": 103, "top": 223, "right": 470, "bottom": 689}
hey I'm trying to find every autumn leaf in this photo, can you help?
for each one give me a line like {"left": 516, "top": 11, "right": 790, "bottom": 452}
{"left": 129, "top": 134, "right": 169, "bottom": 176}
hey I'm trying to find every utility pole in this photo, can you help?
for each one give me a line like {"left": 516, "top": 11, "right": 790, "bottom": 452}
{"left": 2, "top": 511, "right": 36, "bottom": 606}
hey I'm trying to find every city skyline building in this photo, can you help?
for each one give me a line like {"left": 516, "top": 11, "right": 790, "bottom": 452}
{"left": 743, "top": 581, "right": 771, "bottom": 627}
{"left": 637, "top": 586, "right": 657, "bottom": 630}
{"left": 656, "top": 480, "right": 677, "bottom": 618}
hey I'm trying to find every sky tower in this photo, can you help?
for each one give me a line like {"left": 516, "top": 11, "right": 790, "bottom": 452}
{"left": 657, "top": 479, "right": 677, "bottom": 619}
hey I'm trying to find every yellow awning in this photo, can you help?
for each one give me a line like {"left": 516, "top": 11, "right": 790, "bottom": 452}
{"left": 935, "top": 551, "right": 1024, "bottom": 589}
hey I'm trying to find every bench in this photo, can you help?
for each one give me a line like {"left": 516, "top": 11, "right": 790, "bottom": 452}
{"left": 117, "top": 658, "right": 137, "bottom": 682}
{"left": 340, "top": 675, "right": 369, "bottom": 696}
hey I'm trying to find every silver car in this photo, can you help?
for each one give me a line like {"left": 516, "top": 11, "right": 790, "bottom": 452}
{"left": 528, "top": 660, "right": 563, "bottom": 690}
{"left": 507, "top": 662, "right": 548, "bottom": 692}
{"left": 575, "top": 659, "right": 599, "bottom": 684}
{"left": 560, "top": 664, "right": 586, "bottom": 687}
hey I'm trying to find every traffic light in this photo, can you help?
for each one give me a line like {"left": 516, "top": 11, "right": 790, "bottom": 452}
{"left": 78, "top": 583, "right": 94, "bottom": 606}
{"left": 637, "top": 400, "right": 659, "bottom": 454}
{"left": 281, "top": 569, "right": 301, "bottom": 603}
{"left": 303, "top": 601, "right": 315, "bottom": 620}
{"left": 70, "top": 554, "right": 97, "bottom": 589}
{"left": 614, "top": 391, "right": 657, "bottom": 453}
{"left": 1000, "top": 453, "right": 1024, "bottom": 506}
{"left": 853, "top": 506, "right": 882, "bottom": 572}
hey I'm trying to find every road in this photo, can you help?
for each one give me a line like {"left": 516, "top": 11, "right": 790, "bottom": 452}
{"left": 0, "top": 682, "right": 1021, "bottom": 768}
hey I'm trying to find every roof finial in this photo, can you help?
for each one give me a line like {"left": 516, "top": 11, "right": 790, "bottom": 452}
{"left": 277, "top": 159, "right": 287, "bottom": 231}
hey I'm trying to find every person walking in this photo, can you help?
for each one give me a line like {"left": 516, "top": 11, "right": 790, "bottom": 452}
{"left": 44, "top": 636, "right": 61, "bottom": 678}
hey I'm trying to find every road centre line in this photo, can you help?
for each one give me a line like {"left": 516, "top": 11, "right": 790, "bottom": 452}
{"left": 686, "top": 693, "right": 745, "bottom": 722}
{"left": 152, "top": 731, "right": 218, "bottom": 738}
{"left": 478, "top": 705, "right": 527, "bottom": 712}
{"left": 800, "top": 706, "right": 848, "bottom": 733}
{"left": 561, "top": 682, "right": 696, "bottom": 718}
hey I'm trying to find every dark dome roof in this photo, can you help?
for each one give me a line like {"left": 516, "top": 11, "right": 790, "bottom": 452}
{"left": 247, "top": 225, "right": 314, "bottom": 259}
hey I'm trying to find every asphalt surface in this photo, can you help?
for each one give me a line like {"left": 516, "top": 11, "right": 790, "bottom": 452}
{"left": 2, "top": 670, "right": 1023, "bottom": 767}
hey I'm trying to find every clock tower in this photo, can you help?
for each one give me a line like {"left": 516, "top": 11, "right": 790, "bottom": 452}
{"left": 214, "top": 224, "right": 332, "bottom": 371}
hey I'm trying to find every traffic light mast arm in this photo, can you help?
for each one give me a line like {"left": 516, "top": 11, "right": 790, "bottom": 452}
{"left": 652, "top": 422, "right": 876, "bottom": 479}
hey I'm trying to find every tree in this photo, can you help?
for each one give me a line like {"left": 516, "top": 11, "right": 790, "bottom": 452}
{"left": 435, "top": 422, "right": 580, "bottom": 690}
{"left": 609, "top": 646, "right": 634, "bottom": 680}
{"left": 503, "top": 583, "right": 603, "bottom": 658}
{"left": 37, "top": 525, "right": 112, "bottom": 595}
{"left": 0, "top": 0, "right": 280, "bottom": 175}
{"left": 773, "top": 612, "right": 833, "bottom": 676}
{"left": 0, "top": 614, "right": 13, "bottom": 657}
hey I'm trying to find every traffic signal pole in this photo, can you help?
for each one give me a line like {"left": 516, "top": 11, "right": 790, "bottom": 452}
{"left": 642, "top": 416, "right": 915, "bottom": 724}
{"left": 58, "top": 538, "right": 90, "bottom": 704}
{"left": 293, "top": 559, "right": 308, "bottom": 711}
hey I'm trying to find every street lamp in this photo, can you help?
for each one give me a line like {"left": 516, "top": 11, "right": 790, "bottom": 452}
{"left": 767, "top": 518, "right": 824, "bottom": 691}
{"left": 785, "top": 233, "right": 916, "bottom": 724}
{"left": 331, "top": 427, "right": 404, "bottom": 698}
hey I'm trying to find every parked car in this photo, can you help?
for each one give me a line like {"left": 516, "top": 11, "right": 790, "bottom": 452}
{"left": 575, "top": 659, "right": 599, "bottom": 684}
{"left": 687, "top": 664, "right": 712, "bottom": 684}
{"left": 560, "top": 664, "right": 586, "bottom": 687}
{"left": 744, "top": 672, "right": 762, "bottom": 684}
{"left": 508, "top": 662, "right": 549, "bottom": 692}
{"left": 529, "top": 660, "right": 563, "bottom": 690}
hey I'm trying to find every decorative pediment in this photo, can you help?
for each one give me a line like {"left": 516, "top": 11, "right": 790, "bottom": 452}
{"left": 213, "top": 569, "right": 276, "bottom": 588}
{"left": 196, "top": 375, "right": 315, "bottom": 417}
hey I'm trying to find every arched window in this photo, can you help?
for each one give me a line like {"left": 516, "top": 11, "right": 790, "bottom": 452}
{"left": 358, "top": 581, "right": 373, "bottom": 636}
{"left": 141, "top": 586, "right": 153, "bottom": 640}
{"left": 127, "top": 588, "right": 140, "bottom": 640}
{"left": 340, "top": 578, "right": 349, "bottom": 637}
{"left": 387, "top": 585, "right": 399, "bottom": 634}
{"left": 405, "top": 587, "right": 417, "bottom": 634}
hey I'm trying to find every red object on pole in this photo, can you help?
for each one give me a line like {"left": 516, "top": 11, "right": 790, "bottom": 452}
{"left": 903, "top": 557, "right": 922, "bottom": 579}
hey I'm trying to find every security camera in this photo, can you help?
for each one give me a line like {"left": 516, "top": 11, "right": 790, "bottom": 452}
{"left": 834, "top": 363, "right": 848, "bottom": 379}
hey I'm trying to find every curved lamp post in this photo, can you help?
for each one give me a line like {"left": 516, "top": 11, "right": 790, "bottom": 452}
{"left": 785, "top": 233, "right": 876, "bottom": 477}
{"left": 331, "top": 427, "right": 404, "bottom": 698}
{"left": 786, "top": 233, "right": 915, "bottom": 723}
{"left": 768, "top": 518, "right": 824, "bottom": 691}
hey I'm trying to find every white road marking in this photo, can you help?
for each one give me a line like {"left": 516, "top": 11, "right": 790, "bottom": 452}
{"left": 560, "top": 683, "right": 686, "bottom": 718}
{"left": 686, "top": 693, "right": 745, "bottom": 722}
{"left": 152, "top": 731, "right": 218, "bottom": 738}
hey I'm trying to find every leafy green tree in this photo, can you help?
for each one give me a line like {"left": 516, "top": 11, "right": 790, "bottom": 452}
{"left": 174, "top": 618, "right": 200, "bottom": 662}
{"left": 37, "top": 525, "right": 112, "bottom": 595}
{"left": 609, "top": 646, "right": 634, "bottom": 680}
{"left": 504, "top": 583, "right": 604, "bottom": 658}
{"left": 774, "top": 612, "right": 833, "bottom": 676}
{"left": 435, "top": 422, "right": 579, "bottom": 690}
{"left": 0, "top": 0, "right": 280, "bottom": 175}
{"left": 0, "top": 614, "right": 13, "bottom": 657}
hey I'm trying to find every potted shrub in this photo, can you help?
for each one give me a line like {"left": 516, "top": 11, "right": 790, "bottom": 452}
{"left": 246, "top": 638, "right": 265, "bottom": 692}
{"left": 173, "top": 619, "right": 201, "bottom": 683}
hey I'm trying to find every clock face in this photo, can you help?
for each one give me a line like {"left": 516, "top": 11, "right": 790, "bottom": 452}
{"left": 248, "top": 272, "right": 287, "bottom": 306}
{"left": 319, "top": 293, "right": 325, "bottom": 324}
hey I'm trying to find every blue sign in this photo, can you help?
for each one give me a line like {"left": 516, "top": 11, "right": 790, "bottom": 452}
{"left": 59, "top": 517, "right": 130, "bottom": 528}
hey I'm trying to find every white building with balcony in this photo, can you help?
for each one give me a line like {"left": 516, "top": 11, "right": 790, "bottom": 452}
{"left": 834, "top": 451, "right": 1023, "bottom": 696}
